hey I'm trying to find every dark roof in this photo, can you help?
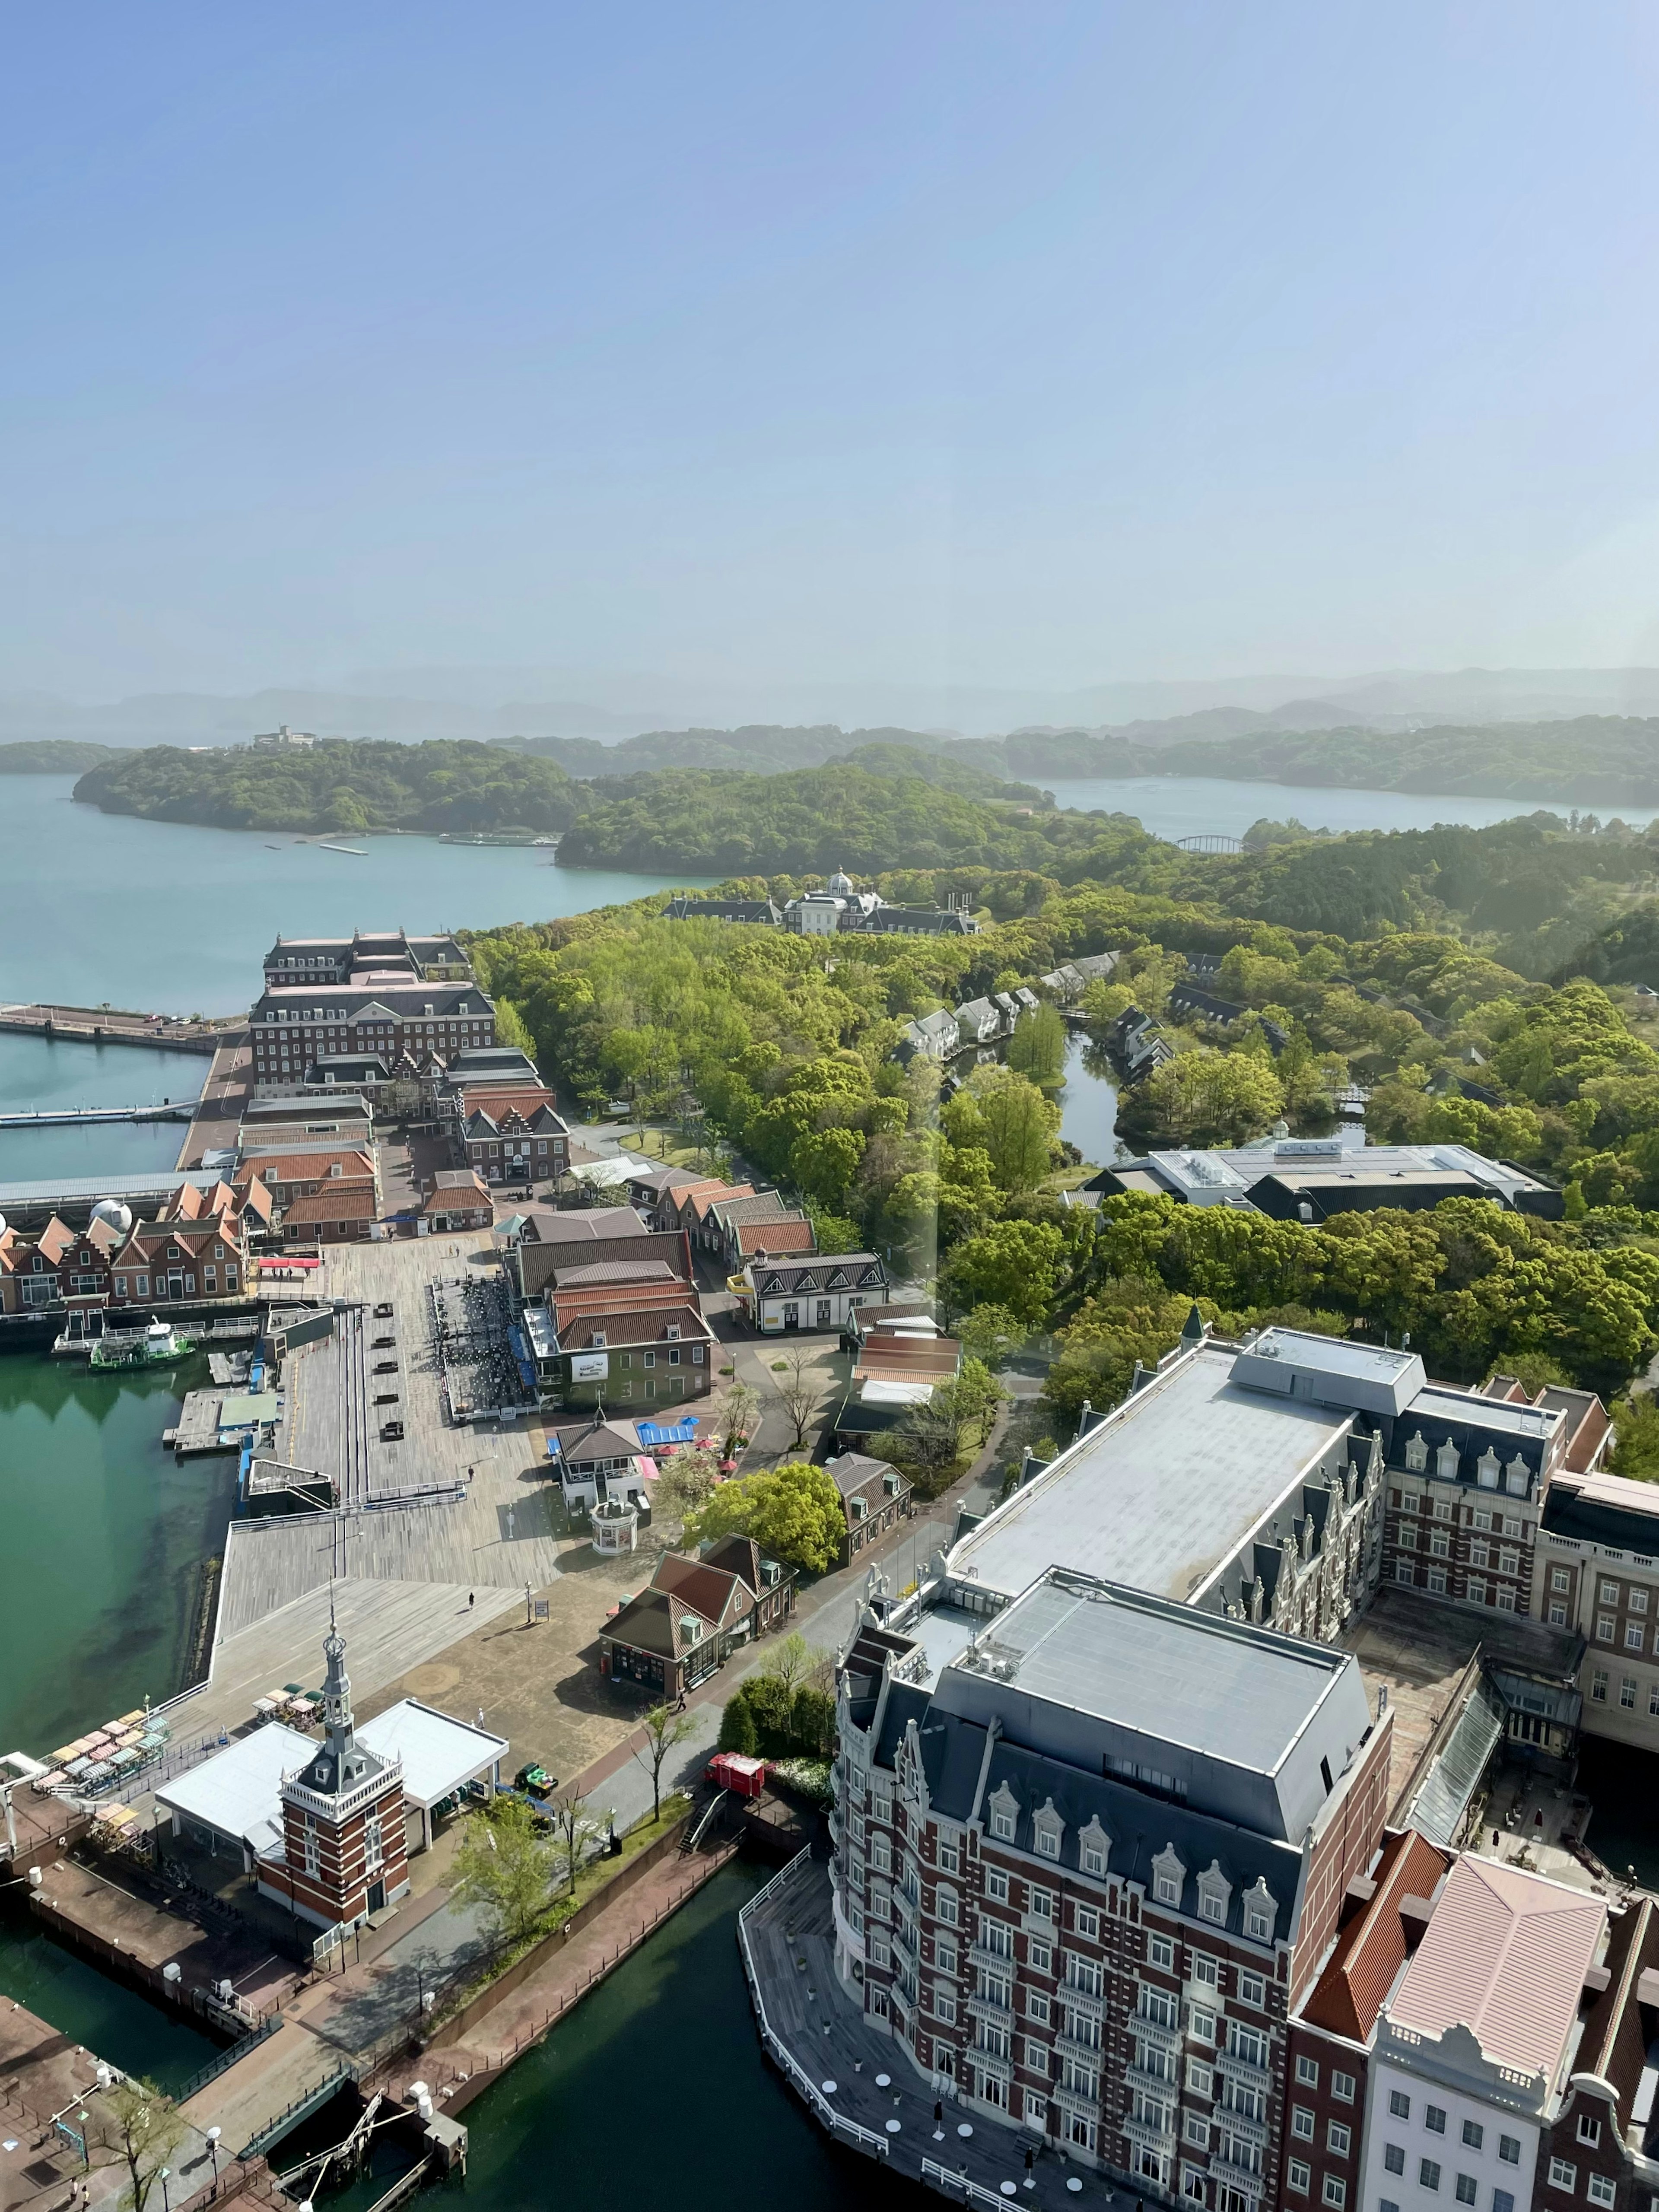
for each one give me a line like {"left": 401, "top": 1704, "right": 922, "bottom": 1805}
{"left": 1542, "top": 1480, "right": 1659, "bottom": 1556}
{"left": 556, "top": 1305, "right": 712, "bottom": 1351}
{"left": 750, "top": 1254, "right": 884, "bottom": 1294}
{"left": 823, "top": 1450, "right": 905, "bottom": 1500}
{"left": 549, "top": 1259, "right": 680, "bottom": 1289}
{"left": 604, "top": 1586, "right": 716, "bottom": 1660}
{"left": 523, "top": 1205, "right": 648, "bottom": 1242}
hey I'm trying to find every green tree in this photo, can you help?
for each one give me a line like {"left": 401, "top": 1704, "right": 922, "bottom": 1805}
{"left": 939, "top": 1220, "right": 1066, "bottom": 1330}
{"left": 634, "top": 1703, "right": 695, "bottom": 1823}
{"left": 1137, "top": 1049, "right": 1285, "bottom": 1145}
{"left": 685, "top": 1460, "right": 845, "bottom": 1573}
{"left": 954, "top": 1302, "right": 1028, "bottom": 1364}
{"left": 718, "top": 1688, "right": 759, "bottom": 1754}
{"left": 96, "top": 2078, "right": 187, "bottom": 2212}
{"left": 1007, "top": 1003, "right": 1067, "bottom": 1085}
{"left": 450, "top": 1796, "right": 557, "bottom": 1946}
{"left": 548, "top": 1788, "right": 604, "bottom": 1894}
{"left": 946, "top": 1065, "right": 1061, "bottom": 1193}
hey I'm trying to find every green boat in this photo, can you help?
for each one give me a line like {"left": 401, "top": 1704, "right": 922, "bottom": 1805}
{"left": 89, "top": 1317, "right": 197, "bottom": 1369}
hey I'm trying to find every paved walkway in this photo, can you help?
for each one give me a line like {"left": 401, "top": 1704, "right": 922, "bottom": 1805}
{"left": 742, "top": 1852, "right": 1130, "bottom": 2212}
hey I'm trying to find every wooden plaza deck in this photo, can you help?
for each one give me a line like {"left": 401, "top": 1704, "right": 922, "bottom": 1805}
{"left": 738, "top": 1852, "right": 1131, "bottom": 2212}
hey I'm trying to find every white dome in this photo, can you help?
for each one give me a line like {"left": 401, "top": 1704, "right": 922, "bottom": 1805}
{"left": 90, "top": 1198, "right": 133, "bottom": 1236}
{"left": 827, "top": 868, "right": 854, "bottom": 894}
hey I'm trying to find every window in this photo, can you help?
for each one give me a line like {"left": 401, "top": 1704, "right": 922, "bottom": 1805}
{"left": 1246, "top": 1907, "right": 1272, "bottom": 1940}
{"left": 1292, "top": 2108, "right": 1315, "bottom": 2142}
{"left": 1597, "top": 1615, "right": 1617, "bottom": 1643}
{"left": 1389, "top": 2092, "right": 1410, "bottom": 2120}
{"left": 934, "top": 1985, "right": 957, "bottom": 2024}
{"left": 1601, "top": 1578, "right": 1620, "bottom": 1603}
{"left": 1083, "top": 1844, "right": 1106, "bottom": 1876}
{"left": 1627, "top": 1624, "right": 1646, "bottom": 1652}
{"left": 1385, "top": 2148, "right": 1405, "bottom": 2176}
{"left": 938, "top": 1840, "right": 959, "bottom": 1874}
{"left": 1024, "top": 2090, "right": 1048, "bottom": 2129}
{"left": 1035, "top": 1827, "right": 1060, "bottom": 1860}
{"left": 1192, "top": 1955, "right": 1219, "bottom": 1989}
{"left": 1229, "top": 2024, "right": 1267, "bottom": 2067}
{"left": 1421, "top": 2163, "right": 1443, "bottom": 2193}
{"left": 1186, "top": 2059, "right": 1213, "bottom": 2097}
{"left": 1548, "top": 2163, "right": 1576, "bottom": 2194}
{"left": 1426, "top": 2108, "right": 1447, "bottom": 2136}
{"left": 1462, "top": 2123, "right": 1484, "bottom": 2151}
{"left": 1149, "top": 1935, "right": 1174, "bottom": 1970}
{"left": 937, "top": 1893, "right": 959, "bottom": 1925}
{"left": 1027, "top": 1992, "right": 1050, "bottom": 2026}
{"left": 1323, "top": 2181, "right": 1347, "bottom": 2211}
{"left": 1333, "top": 2072, "right": 1355, "bottom": 2104}
{"left": 1493, "top": 2196, "right": 1515, "bottom": 2212}
{"left": 1498, "top": 2139, "right": 1520, "bottom": 2167}
{"left": 1586, "top": 2181, "right": 1615, "bottom": 2210}
{"left": 1184, "top": 2113, "right": 1211, "bottom": 2149}
{"left": 1029, "top": 1938, "right": 1051, "bottom": 1973}
{"left": 1239, "top": 1970, "right": 1266, "bottom": 2007}
{"left": 1189, "top": 2006, "right": 1216, "bottom": 2042}
{"left": 992, "top": 1808, "right": 1015, "bottom": 1841}
{"left": 979, "top": 1918, "right": 1012, "bottom": 1958}
{"left": 1622, "top": 1677, "right": 1639, "bottom": 1709}
{"left": 1156, "top": 1872, "right": 1181, "bottom": 1904}
{"left": 1592, "top": 1669, "right": 1608, "bottom": 1703}
{"left": 1199, "top": 1892, "right": 1226, "bottom": 1924}
{"left": 1576, "top": 2118, "right": 1601, "bottom": 2150}
{"left": 1633, "top": 1588, "right": 1651, "bottom": 1615}
{"left": 1328, "top": 2122, "right": 1351, "bottom": 2156}
{"left": 1650, "top": 1684, "right": 1659, "bottom": 1718}
{"left": 1456, "top": 2181, "right": 1477, "bottom": 2206}
{"left": 935, "top": 1939, "right": 957, "bottom": 1976}
{"left": 1075, "top": 1907, "right": 1100, "bottom": 1940}
{"left": 1551, "top": 1604, "right": 1570, "bottom": 1628}
{"left": 986, "top": 1869, "right": 1009, "bottom": 1903}
{"left": 1288, "top": 2163, "right": 1311, "bottom": 2196}
{"left": 1298, "top": 2056, "right": 1321, "bottom": 2088}
{"left": 1030, "top": 1886, "right": 1054, "bottom": 1920}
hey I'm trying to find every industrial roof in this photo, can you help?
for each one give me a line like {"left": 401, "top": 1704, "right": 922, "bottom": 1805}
{"left": 356, "top": 1700, "right": 507, "bottom": 1809}
{"left": 948, "top": 1339, "right": 1352, "bottom": 1603}
{"left": 0, "top": 1169, "right": 232, "bottom": 1211}
{"left": 156, "top": 1722, "right": 315, "bottom": 1848}
{"left": 1391, "top": 1854, "right": 1605, "bottom": 2080}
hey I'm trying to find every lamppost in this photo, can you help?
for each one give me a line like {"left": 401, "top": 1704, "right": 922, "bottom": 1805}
{"left": 159, "top": 2167, "right": 171, "bottom": 2212}
{"left": 206, "top": 2126, "right": 220, "bottom": 2185}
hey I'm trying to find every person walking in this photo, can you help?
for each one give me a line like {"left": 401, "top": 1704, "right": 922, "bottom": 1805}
{"left": 468, "top": 1591, "right": 475, "bottom": 1609}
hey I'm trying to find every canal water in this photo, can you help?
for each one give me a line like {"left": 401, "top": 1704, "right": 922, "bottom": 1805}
{"left": 1042, "top": 775, "right": 1627, "bottom": 842}
{"left": 0, "top": 777, "right": 715, "bottom": 1017}
{"left": 0, "top": 1908, "right": 217, "bottom": 2095}
{"left": 0, "top": 1352, "right": 236, "bottom": 1757}
{"left": 1055, "top": 1029, "right": 1121, "bottom": 1170}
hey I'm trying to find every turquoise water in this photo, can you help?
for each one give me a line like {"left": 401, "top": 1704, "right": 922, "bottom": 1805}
{"left": 0, "top": 778, "right": 714, "bottom": 1015}
{"left": 0, "top": 1910, "right": 218, "bottom": 2094}
{"left": 0, "top": 1353, "right": 236, "bottom": 1756}
{"left": 1043, "top": 774, "right": 1625, "bottom": 841}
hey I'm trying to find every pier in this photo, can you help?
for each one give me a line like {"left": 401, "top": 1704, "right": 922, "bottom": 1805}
{"left": 0, "top": 1101, "right": 197, "bottom": 1129}
{"left": 0, "top": 1002, "right": 237, "bottom": 1054}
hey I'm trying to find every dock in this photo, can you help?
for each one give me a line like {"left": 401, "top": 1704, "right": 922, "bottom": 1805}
{"left": 0, "top": 1002, "right": 235, "bottom": 1054}
{"left": 0, "top": 1100, "right": 197, "bottom": 1128}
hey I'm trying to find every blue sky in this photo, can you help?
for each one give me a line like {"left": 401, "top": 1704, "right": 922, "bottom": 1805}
{"left": 5, "top": 2, "right": 1659, "bottom": 700}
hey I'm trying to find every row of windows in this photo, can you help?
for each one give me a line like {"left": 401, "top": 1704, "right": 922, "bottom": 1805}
{"left": 1393, "top": 1561, "right": 1518, "bottom": 1608}
{"left": 1589, "top": 1667, "right": 1659, "bottom": 1715}
{"left": 1386, "top": 2092, "right": 1520, "bottom": 2158}
{"left": 1295, "top": 2054, "right": 1357, "bottom": 2100}
{"left": 1287, "top": 2164, "right": 1347, "bottom": 2206}
{"left": 1594, "top": 1614, "right": 1657, "bottom": 1652}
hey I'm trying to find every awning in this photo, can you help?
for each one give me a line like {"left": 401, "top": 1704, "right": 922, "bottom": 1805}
{"left": 629, "top": 1455, "right": 660, "bottom": 1481}
{"left": 635, "top": 1418, "right": 698, "bottom": 1447}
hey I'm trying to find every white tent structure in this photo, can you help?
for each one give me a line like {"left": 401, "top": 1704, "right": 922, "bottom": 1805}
{"left": 155, "top": 1722, "right": 315, "bottom": 1866}
{"left": 357, "top": 1700, "right": 509, "bottom": 1851}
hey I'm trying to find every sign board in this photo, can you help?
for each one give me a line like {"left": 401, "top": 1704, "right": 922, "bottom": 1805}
{"left": 534, "top": 1598, "right": 550, "bottom": 1620}
{"left": 571, "top": 1353, "right": 609, "bottom": 1381}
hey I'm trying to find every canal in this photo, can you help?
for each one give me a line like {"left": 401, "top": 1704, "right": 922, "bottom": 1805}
{"left": 0, "top": 1907, "right": 217, "bottom": 2095}
{"left": 0, "top": 1352, "right": 236, "bottom": 1758}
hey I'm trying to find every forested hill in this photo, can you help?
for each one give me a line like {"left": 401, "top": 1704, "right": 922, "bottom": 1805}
{"left": 496, "top": 723, "right": 954, "bottom": 775}
{"left": 71, "top": 739, "right": 589, "bottom": 835}
{"left": 993, "top": 715, "right": 1659, "bottom": 799}
{"left": 0, "top": 738, "right": 116, "bottom": 772}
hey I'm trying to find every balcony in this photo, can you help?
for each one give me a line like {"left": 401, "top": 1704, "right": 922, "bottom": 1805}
{"left": 971, "top": 2047, "right": 1014, "bottom": 2086}
{"left": 1055, "top": 2031, "right": 1106, "bottom": 2069}
{"left": 892, "top": 1929, "right": 916, "bottom": 1977}
{"left": 972, "top": 1936, "right": 1017, "bottom": 1973}
{"left": 1210, "top": 2142, "right": 1266, "bottom": 2185}
{"left": 1052, "top": 2086, "right": 1100, "bottom": 2124}
{"left": 1215, "top": 2104, "right": 1268, "bottom": 2146}
{"left": 1132, "top": 2011, "right": 1182, "bottom": 2056}
{"left": 1215, "top": 2045, "right": 1273, "bottom": 2093}
{"left": 1062, "top": 1981, "right": 1106, "bottom": 2022}
{"left": 966, "top": 1993, "right": 1015, "bottom": 2033}
{"left": 1123, "top": 2112, "right": 1177, "bottom": 2153}
{"left": 1123, "top": 2058, "right": 1179, "bottom": 2097}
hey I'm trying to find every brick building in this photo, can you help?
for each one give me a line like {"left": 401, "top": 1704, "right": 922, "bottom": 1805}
{"left": 454, "top": 1087, "right": 569, "bottom": 1184}
{"left": 600, "top": 1534, "right": 797, "bottom": 1698}
{"left": 1534, "top": 1468, "right": 1659, "bottom": 1752}
{"left": 823, "top": 1450, "right": 913, "bottom": 1567}
{"left": 250, "top": 926, "right": 495, "bottom": 1087}
{"left": 0, "top": 1178, "right": 269, "bottom": 1313}
{"left": 831, "top": 1568, "right": 1393, "bottom": 2196}
{"left": 256, "top": 1625, "right": 410, "bottom": 1930}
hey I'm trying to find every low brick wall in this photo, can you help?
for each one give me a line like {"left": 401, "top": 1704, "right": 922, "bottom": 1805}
{"left": 429, "top": 1811, "right": 692, "bottom": 2047}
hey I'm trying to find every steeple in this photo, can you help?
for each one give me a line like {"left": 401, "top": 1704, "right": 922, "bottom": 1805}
{"left": 1180, "top": 1302, "right": 1207, "bottom": 1348}
{"left": 298, "top": 1620, "right": 393, "bottom": 1800}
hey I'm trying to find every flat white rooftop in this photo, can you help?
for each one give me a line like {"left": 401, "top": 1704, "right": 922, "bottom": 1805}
{"left": 357, "top": 1699, "right": 507, "bottom": 1808}
{"left": 949, "top": 1341, "right": 1351, "bottom": 1602}
{"left": 156, "top": 1721, "right": 315, "bottom": 1848}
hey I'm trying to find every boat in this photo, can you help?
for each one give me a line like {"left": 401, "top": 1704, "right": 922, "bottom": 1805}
{"left": 89, "top": 1316, "right": 197, "bottom": 1369}
{"left": 318, "top": 843, "right": 369, "bottom": 857}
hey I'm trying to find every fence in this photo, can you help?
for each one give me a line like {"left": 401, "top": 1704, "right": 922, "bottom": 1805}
{"left": 735, "top": 1847, "right": 890, "bottom": 2163}
{"left": 173, "top": 2013, "right": 284, "bottom": 2103}
{"left": 922, "top": 2158, "right": 1023, "bottom": 2208}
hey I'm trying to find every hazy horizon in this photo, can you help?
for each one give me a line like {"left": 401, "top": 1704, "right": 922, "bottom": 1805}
{"left": 7, "top": 5, "right": 1659, "bottom": 700}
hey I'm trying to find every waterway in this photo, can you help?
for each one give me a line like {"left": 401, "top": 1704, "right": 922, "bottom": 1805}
{"left": 0, "top": 1033, "right": 207, "bottom": 1185}
{"left": 0, "top": 1353, "right": 236, "bottom": 1757}
{"left": 1054, "top": 1029, "right": 1121, "bottom": 1169}
{"left": 1042, "top": 775, "right": 1649, "bottom": 842}
{"left": 0, "top": 1908, "right": 217, "bottom": 2095}
{"left": 0, "top": 777, "right": 714, "bottom": 1016}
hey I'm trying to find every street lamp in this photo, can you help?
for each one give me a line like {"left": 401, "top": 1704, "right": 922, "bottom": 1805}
{"left": 206, "top": 2126, "right": 220, "bottom": 2183}
{"left": 159, "top": 2167, "right": 171, "bottom": 2212}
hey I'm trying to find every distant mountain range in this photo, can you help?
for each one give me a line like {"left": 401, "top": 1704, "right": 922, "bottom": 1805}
{"left": 12, "top": 664, "right": 1659, "bottom": 747}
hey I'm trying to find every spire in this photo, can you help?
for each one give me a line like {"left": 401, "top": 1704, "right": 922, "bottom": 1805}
{"left": 1180, "top": 1302, "right": 1207, "bottom": 1347}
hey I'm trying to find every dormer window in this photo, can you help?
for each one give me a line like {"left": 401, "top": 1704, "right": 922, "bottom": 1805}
{"left": 666, "top": 1323, "right": 680, "bottom": 1340}
{"left": 1505, "top": 1456, "right": 1530, "bottom": 1498}
{"left": 1243, "top": 1877, "right": 1279, "bottom": 1945}
{"left": 1197, "top": 1860, "right": 1232, "bottom": 1926}
{"left": 592, "top": 1332, "right": 607, "bottom": 1348}
{"left": 1476, "top": 1448, "right": 1500, "bottom": 1490}
{"left": 1151, "top": 1844, "right": 1187, "bottom": 1907}
{"left": 987, "top": 1781, "right": 1019, "bottom": 1843}
{"left": 1405, "top": 1432, "right": 1428, "bottom": 1472}
{"left": 1436, "top": 1439, "right": 1461, "bottom": 1481}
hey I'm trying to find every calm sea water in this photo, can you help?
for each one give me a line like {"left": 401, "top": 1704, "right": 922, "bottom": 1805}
{"left": 0, "top": 777, "right": 714, "bottom": 1015}
{"left": 1042, "top": 774, "right": 1635, "bottom": 842}
{"left": 0, "top": 1353, "right": 236, "bottom": 1754}
{"left": 0, "top": 1032, "right": 208, "bottom": 1184}
{"left": 0, "top": 1907, "right": 218, "bottom": 2093}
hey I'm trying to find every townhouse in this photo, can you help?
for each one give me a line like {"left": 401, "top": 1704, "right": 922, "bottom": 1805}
{"left": 528, "top": 1268, "right": 715, "bottom": 1412}
{"left": 823, "top": 1450, "right": 913, "bottom": 1567}
{"left": 0, "top": 1178, "right": 269, "bottom": 1313}
{"left": 600, "top": 1534, "right": 797, "bottom": 1700}
{"left": 731, "top": 1250, "right": 889, "bottom": 1334}
{"left": 454, "top": 1086, "right": 569, "bottom": 1185}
